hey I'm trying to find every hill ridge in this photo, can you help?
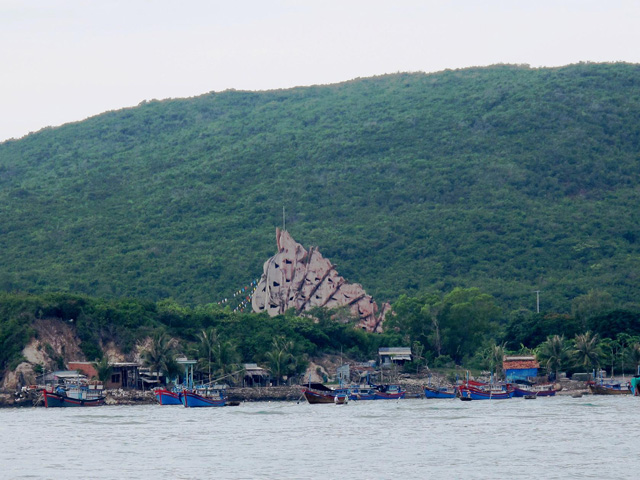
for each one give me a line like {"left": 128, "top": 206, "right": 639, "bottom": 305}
{"left": 1, "top": 63, "right": 640, "bottom": 312}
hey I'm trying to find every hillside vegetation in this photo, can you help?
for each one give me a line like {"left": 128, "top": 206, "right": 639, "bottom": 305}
{"left": 1, "top": 63, "right": 640, "bottom": 312}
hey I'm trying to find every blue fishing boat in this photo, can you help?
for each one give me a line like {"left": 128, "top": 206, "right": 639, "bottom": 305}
{"left": 424, "top": 385, "right": 457, "bottom": 399}
{"left": 458, "top": 384, "right": 513, "bottom": 400}
{"left": 348, "top": 386, "right": 377, "bottom": 400}
{"left": 373, "top": 384, "right": 406, "bottom": 400}
{"left": 510, "top": 384, "right": 557, "bottom": 397}
{"left": 154, "top": 388, "right": 183, "bottom": 405}
{"left": 182, "top": 389, "right": 226, "bottom": 407}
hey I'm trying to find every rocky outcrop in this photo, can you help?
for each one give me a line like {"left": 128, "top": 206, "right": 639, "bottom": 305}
{"left": 252, "top": 229, "right": 388, "bottom": 332}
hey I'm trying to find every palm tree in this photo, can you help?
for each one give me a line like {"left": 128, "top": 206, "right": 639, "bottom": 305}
{"left": 537, "top": 335, "right": 569, "bottom": 380}
{"left": 212, "top": 340, "right": 241, "bottom": 383}
{"left": 265, "top": 337, "right": 295, "bottom": 386}
{"left": 572, "top": 331, "right": 602, "bottom": 372}
{"left": 93, "top": 356, "right": 113, "bottom": 384}
{"left": 627, "top": 343, "right": 640, "bottom": 376}
{"left": 196, "top": 328, "right": 218, "bottom": 384}
{"left": 141, "top": 332, "right": 179, "bottom": 386}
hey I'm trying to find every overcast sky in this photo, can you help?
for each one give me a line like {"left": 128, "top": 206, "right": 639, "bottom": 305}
{"left": 1, "top": 0, "right": 639, "bottom": 143}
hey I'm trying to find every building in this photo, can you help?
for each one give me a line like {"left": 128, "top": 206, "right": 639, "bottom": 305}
{"left": 503, "top": 356, "right": 540, "bottom": 382}
{"left": 378, "top": 347, "right": 412, "bottom": 368}
{"left": 243, "top": 363, "right": 269, "bottom": 387}
{"left": 68, "top": 361, "right": 141, "bottom": 389}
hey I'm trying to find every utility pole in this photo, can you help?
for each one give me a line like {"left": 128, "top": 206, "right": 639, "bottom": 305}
{"left": 534, "top": 290, "right": 540, "bottom": 313}
{"left": 282, "top": 206, "right": 286, "bottom": 231}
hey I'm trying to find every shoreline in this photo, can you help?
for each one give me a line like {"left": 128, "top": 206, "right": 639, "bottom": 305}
{"left": 0, "top": 380, "right": 594, "bottom": 408}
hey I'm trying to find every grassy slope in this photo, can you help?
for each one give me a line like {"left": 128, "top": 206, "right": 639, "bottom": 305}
{"left": 1, "top": 63, "right": 639, "bottom": 312}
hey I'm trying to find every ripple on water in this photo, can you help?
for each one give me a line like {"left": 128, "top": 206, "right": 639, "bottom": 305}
{"left": 2, "top": 397, "right": 640, "bottom": 479}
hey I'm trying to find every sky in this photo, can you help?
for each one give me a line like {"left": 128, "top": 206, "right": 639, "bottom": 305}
{"left": 1, "top": 0, "right": 639, "bottom": 143}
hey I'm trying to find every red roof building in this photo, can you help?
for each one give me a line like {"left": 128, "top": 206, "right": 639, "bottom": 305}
{"left": 503, "top": 356, "right": 540, "bottom": 381}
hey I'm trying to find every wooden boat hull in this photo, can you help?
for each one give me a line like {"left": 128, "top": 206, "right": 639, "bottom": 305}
{"left": 302, "top": 388, "right": 337, "bottom": 404}
{"left": 588, "top": 384, "right": 631, "bottom": 395}
{"left": 155, "top": 389, "right": 182, "bottom": 405}
{"left": 43, "top": 390, "right": 105, "bottom": 407}
{"left": 424, "top": 386, "right": 456, "bottom": 399}
{"left": 182, "top": 390, "right": 226, "bottom": 407}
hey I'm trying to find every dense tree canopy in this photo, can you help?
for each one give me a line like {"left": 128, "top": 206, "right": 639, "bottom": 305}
{"left": 1, "top": 64, "right": 640, "bottom": 314}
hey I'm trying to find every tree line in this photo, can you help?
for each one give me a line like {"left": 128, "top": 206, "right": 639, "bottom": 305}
{"left": 2, "top": 286, "right": 639, "bottom": 386}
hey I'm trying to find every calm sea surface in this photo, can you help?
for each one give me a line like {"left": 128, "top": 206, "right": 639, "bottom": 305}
{"left": 0, "top": 396, "right": 637, "bottom": 479}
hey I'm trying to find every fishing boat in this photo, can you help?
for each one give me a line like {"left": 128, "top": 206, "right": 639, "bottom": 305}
{"left": 587, "top": 382, "right": 631, "bottom": 395}
{"left": 154, "top": 388, "right": 183, "bottom": 405}
{"left": 511, "top": 383, "right": 557, "bottom": 397}
{"left": 373, "top": 384, "right": 406, "bottom": 400}
{"left": 348, "top": 386, "right": 377, "bottom": 400}
{"left": 302, "top": 383, "right": 348, "bottom": 404}
{"left": 181, "top": 388, "right": 227, "bottom": 407}
{"left": 424, "top": 385, "right": 457, "bottom": 399}
{"left": 458, "top": 384, "right": 513, "bottom": 400}
{"left": 334, "top": 391, "right": 349, "bottom": 405}
{"left": 42, "top": 384, "right": 106, "bottom": 407}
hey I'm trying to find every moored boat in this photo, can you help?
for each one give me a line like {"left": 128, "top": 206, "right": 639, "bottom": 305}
{"left": 511, "top": 384, "right": 557, "bottom": 397}
{"left": 424, "top": 385, "right": 457, "bottom": 399}
{"left": 302, "top": 383, "right": 346, "bottom": 404}
{"left": 587, "top": 382, "right": 631, "bottom": 395}
{"left": 348, "top": 386, "right": 377, "bottom": 400}
{"left": 154, "top": 388, "right": 183, "bottom": 405}
{"left": 181, "top": 389, "right": 226, "bottom": 407}
{"left": 43, "top": 385, "right": 106, "bottom": 407}
{"left": 458, "top": 384, "right": 513, "bottom": 400}
{"left": 373, "top": 384, "right": 405, "bottom": 400}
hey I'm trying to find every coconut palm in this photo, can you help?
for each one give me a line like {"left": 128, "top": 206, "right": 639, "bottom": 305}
{"left": 537, "top": 335, "right": 570, "bottom": 380}
{"left": 196, "top": 328, "right": 218, "bottom": 384}
{"left": 141, "top": 332, "right": 179, "bottom": 386}
{"left": 627, "top": 343, "right": 640, "bottom": 376}
{"left": 265, "top": 337, "right": 296, "bottom": 386}
{"left": 572, "top": 331, "right": 602, "bottom": 371}
{"left": 211, "top": 340, "right": 241, "bottom": 382}
{"left": 93, "top": 356, "right": 113, "bottom": 384}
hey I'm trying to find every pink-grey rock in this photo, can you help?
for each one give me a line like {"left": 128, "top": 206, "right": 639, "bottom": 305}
{"left": 252, "top": 229, "right": 388, "bottom": 332}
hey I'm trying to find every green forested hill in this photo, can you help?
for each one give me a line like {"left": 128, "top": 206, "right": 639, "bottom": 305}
{"left": 1, "top": 63, "right": 640, "bottom": 312}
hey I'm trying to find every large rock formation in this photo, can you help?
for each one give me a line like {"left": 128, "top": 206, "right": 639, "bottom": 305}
{"left": 252, "top": 229, "right": 389, "bottom": 332}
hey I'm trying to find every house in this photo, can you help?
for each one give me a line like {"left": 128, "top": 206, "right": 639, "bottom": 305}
{"left": 243, "top": 363, "right": 269, "bottom": 387}
{"left": 67, "top": 361, "right": 98, "bottom": 380}
{"left": 68, "top": 361, "right": 141, "bottom": 389}
{"left": 378, "top": 347, "right": 412, "bottom": 368}
{"left": 503, "top": 356, "right": 540, "bottom": 382}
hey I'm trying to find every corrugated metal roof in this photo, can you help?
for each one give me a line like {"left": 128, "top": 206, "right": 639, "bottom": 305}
{"left": 379, "top": 347, "right": 412, "bottom": 355}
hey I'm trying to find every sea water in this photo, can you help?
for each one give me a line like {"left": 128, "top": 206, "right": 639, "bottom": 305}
{"left": 0, "top": 396, "right": 637, "bottom": 479}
